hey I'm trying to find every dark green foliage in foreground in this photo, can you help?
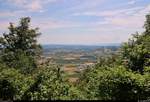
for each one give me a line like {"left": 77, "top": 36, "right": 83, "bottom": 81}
{"left": 121, "top": 33, "right": 150, "bottom": 74}
{"left": 78, "top": 65, "right": 150, "bottom": 100}
{"left": 0, "top": 65, "right": 85, "bottom": 100}
{"left": 22, "top": 65, "right": 85, "bottom": 100}
{"left": 0, "top": 17, "right": 42, "bottom": 74}
{"left": 0, "top": 68, "right": 34, "bottom": 100}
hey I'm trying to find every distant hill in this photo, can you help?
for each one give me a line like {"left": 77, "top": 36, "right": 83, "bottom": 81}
{"left": 42, "top": 43, "right": 121, "bottom": 54}
{"left": 42, "top": 43, "right": 121, "bottom": 49}
{"left": 42, "top": 43, "right": 121, "bottom": 48}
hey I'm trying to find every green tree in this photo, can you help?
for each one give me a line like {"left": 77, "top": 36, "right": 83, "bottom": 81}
{"left": 0, "top": 17, "right": 42, "bottom": 74}
{"left": 121, "top": 14, "right": 150, "bottom": 74}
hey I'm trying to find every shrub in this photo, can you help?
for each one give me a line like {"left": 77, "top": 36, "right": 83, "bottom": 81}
{"left": 22, "top": 65, "right": 85, "bottom": 100}
{"left": 79, "top": 66, "right": 150, "bottom": 101}
{"left": 0, "top": 68, "right": 34, "bottom": 100}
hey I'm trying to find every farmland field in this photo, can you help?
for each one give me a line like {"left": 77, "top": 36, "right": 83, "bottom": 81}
{"left": 42, "top": 44, "right": 120, "bottom": 82}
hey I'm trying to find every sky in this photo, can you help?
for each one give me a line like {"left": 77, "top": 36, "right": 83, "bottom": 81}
{"left": 0, "top": 0, "right": 150, "bottom": 45}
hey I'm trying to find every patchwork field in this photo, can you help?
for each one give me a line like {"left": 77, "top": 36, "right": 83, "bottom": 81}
{"left": 42, "top": 45, "right": 120, "bottom": 83}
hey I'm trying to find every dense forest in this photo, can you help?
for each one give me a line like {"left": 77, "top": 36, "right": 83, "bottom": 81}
{"left": 0, "top": 13, "right": 150, "bottom": 101}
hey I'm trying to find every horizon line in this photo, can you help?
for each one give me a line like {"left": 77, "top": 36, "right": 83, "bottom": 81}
{"left": 41, "top": 43, "right": 122, "bottom": 46}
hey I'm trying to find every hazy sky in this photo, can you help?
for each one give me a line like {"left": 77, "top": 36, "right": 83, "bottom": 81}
{"left": 0, "top": 0, "right": 150, "bottom": 45}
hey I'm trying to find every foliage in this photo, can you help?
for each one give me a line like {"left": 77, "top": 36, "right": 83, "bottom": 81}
{"left": 0, "top": 64, "right": 85, "bottom": 100}
{"left": 78, "top": 65, "right": 150, "bottom": 100}
{"left": 22, "top": 65, "right": 85, "bottom": 100}
{"left": 0, "top": 17, "right": 41, "bottom": 56}
{"left": 121, "top": 13, "right": 150, "bottom": 73}
{"left": 0, "top": 68, "right": 34, "bottom": 100}
{"left": 0, "top": 17, "right": 42, "bottom": 74}
{"left": 0, "top": 13, "right": 150, "bottom": 101}
{"left": 96, "top": 53, "right": 121, "bottom": 68}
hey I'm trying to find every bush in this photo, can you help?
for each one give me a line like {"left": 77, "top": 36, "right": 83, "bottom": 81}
{"left": 22, "top": 65, "right": 85, "bottom": 100}
{"left": 79, "top": 66, "right": 150, "bottom": 101}
{"left": 0, "top": 68, "right": 34, "bottom": 100}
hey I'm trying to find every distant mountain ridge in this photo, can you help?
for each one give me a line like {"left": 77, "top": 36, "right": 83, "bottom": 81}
{"left": 42, "top": 43, "right": 121, "bottom": 48}
{"left": 42, "top": 43, "right": 121, "bottom": 53}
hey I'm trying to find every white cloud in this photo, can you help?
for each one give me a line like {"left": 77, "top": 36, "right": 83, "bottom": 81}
{"left": 31, "top": 19, "right": 82, "bottom": 31}
{"left": 26, "top": 1, "right": 42, "bottom": 11}
{"left": 68, "top": 0, "right": 105, "bottom": 11}
{"left": 0, "top": 12, "right": 15, "bottom": 17}
{"left": 36, "top": 4, "right": 150, "bottom": 44}
{"left": 127, "top": 0, "right": 136, "bottom": 5}
{"left": 73, "top": 6, "right": 143, "bottom": 17}
{"left": 38, "top": 27, "right": 132, "bottom": 45}
{"left": 106, "top": 4, "right": 150, "bottom": 28}
{"left": 0, "top": 10, "right": 26, "bottom": 18}
{"left": 6, "top": 0, "right": 58, "bottom": 12}
{"left": 73, "top": 4, "right": 150, "bottom": 29}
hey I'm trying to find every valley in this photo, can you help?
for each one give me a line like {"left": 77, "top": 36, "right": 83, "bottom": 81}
{"left": 42, "top": 44, "right": 120, "bottom": 82}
